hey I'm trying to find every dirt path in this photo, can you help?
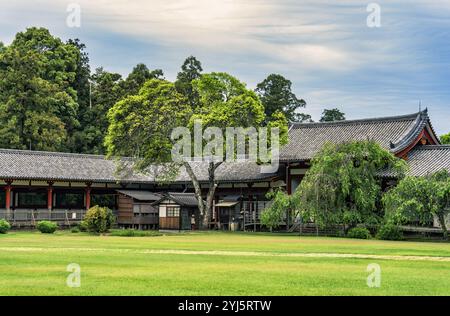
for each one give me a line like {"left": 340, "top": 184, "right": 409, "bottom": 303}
{"left": 1, "top": 246, "right": 450, "bottom": 262}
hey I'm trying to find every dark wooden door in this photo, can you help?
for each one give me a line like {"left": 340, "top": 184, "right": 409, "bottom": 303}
{"left": 180, "top": 209, "right": 191, "bottom": 230}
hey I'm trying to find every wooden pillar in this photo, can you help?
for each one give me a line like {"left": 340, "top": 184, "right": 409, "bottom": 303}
{"left": 47, "top": 182, "right": 54, "bottom": 211}
{"left": 5, "top": 180, "right": 12, "bottom": 220}
{"left": 5, "top": 181, "right": 12, "bottom": 210}
{"left": 85, "top": 183, "right": 92, "bottom": 210}
{"left": 286, "top": 163, "right": 292, "bottom": 195}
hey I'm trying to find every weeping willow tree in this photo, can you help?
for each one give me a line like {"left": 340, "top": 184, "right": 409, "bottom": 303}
{"left": 292, "top": 141, "right": 407, "bottom": 230}
{"left": 261, "top": 189, "right": 294, "bottom": 231}
{"left": 383, "top": 170, "right": 450, "bottom": 240}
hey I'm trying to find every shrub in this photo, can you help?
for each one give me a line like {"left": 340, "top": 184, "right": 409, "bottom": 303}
{"left": 347, "top": 227, "right": 371, "bottom": 239}
{"left": 78, "top": 221, "right": 88, "bottom": 232}
{"left": 37, "top": 221, "right": 58, "bottom": 234}
{"left": 110, "top": 229, "right": 163, "bottom": 237}
{"left": 84, "top": 206, "right": 115, "bottom": 233}
{"left": 377, "top": 224, "right": 403, "bottom": 241}
{"left": 0, "top": 219, "right": 11, "bottom": 234}
{"left": 71, "top": 226, "right": 80, "bottom": 233}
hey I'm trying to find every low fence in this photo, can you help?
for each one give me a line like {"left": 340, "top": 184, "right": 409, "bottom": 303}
{"left": 0, "top": 209, "right": 86, "bottom": 227}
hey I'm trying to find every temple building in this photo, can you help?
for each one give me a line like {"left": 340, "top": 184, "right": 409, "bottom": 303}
{"left": 0, "top": 109, "right": 449, "bottom": 230}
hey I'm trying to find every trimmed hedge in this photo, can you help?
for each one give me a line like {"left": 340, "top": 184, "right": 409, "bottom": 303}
{"left": 110, "top": 229, "right": 163, "bottom": 237}
{"left": 377, "top": 224, "right": 403, "bottom": 241}
{"left": 84, "top": 206, "right": 115, "bottom": 233}
{"left": 347, "top": 227, "right": 371, "bottom": 239}
{"left": 0, "top": 219, "right": 11, "bottom": 234}
{"left": 37, "top": 221, "right": 58, "bottom": 234}
{"left": 78, "top": 221, "right": 88, "bottom": 232}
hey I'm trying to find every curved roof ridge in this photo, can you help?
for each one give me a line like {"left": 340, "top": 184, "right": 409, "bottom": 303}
{"left": 289, "top": 111, "right": 422, "bottom": 129}
{"left": 0, "top": 148, "right": 134, "bottom": 161}
{"left": 389, "top": 111, "right": 425, "bottom": 151}
{"left": 412, "top": 145, "right": 450, "bottom": 150}
{"left": 390, "top": 109, "right": 442, "bottom": 153}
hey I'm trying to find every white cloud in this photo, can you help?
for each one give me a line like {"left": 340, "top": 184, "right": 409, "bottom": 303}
{"left": 62, "top": 0, "right": 366, "bottom": 72}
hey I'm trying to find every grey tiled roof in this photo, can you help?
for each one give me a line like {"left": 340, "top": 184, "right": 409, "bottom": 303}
{"left": 116, "top": 190, "right": 162, "bottom": 201}
{"left": 176, "top": 161, "right": 280, "bottom": 183}
{"left": 0, "top": 149, "right": 147, "bottom": 183}
{"left": 165, "top": 192, "right": 199, "bottom": 207}
{"left": 280, "top": 110, "right": 439, "bottom": 161}
{"left": 406, "top": 146, "right": 450, "bottom": 177}
{"left": 0, "top": 149, "right": 278, "bottom": 184}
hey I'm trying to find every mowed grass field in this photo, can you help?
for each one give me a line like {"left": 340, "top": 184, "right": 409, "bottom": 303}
{"left": 0, "top": 231, "right": 449, "bottom": 296}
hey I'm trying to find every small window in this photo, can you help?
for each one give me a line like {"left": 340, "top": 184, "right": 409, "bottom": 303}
{"left": 166, "top": 206, "right": 180, "bottom": 217}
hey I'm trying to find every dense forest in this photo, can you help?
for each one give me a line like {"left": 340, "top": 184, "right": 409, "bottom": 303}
{"left": 0, "top": 27, "right": 350, "bottom": 155}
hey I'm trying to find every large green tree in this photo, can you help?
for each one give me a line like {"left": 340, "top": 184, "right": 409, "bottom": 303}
{"left": 175, "top": 56, "right": 203, "bottom": 107}
{"left": 441, "top": 133, "right": 450, "bottom": 145}
{"left": 73, "top": 62, "right": 164, "bottom": 154}
{"left": 106, "top": 73, "right": 287, "bottom": 228}
{"left": 121, "top": 63, "right": 164, "bottom": 97}
{"left": 255, "top": 74, "right": 310, "bottom": 123}
{"left": 320, "top": 108, "right": 346, "bottom": 122}
{"left": 0, "top": 27, "right": 79, "bottom": 151}
{"left": 105, "top": 79, "right": 191, "bottom": 164}
{"left": 383, "top": 170, "right": 450, "bottom": 240}
{"left": 67, "top": 38, "right": 91, "bottom": 152}
{"left": 293, "top": 141, "right": 407, "bottom": 230}
{"left": 73, "top": 67, "right": 124, "bottom": 154}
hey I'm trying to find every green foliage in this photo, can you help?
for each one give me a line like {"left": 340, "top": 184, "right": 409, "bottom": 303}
{"left": 78, "top": 221, "right": 88, "bottom": 232}
{"left": 66, "top": 38, "right": 91, "bottom": 117}
{"left": 441, "top": 133, "right": 450, "bottom": 145}
{"left": 320, "top": 108, "right": 346, "bottom": 122}
{"left": 175, "top": 56, "right": 203, "bottom": 107}
{"left": 70, "top": 226, "right": 80, "bottom": 233}
{"left": 261, "top": 189, "right": 291, "bottom": 231}
{"left": 347, "top": 227, "right": 371, "bottom": 239}
{"left": 73, "top": 67, "right": 125, "bottom": 154}
{"left": 191, "top": 72, "right": 265, "bottom": 127}
{"left": 36, "top": 221, "right": 57, "bottom": 234}
{"left": 383, "top": 170, "right": 450, "bottom": 239}
{"left": 376, "top": 224, "right": 403, "bottom": 241}
{"left": 0, "top": 27, "right": 80, "bottom": 151}
{"left": 189, "top": 72, "right": 288, "bottom": 146}
{"left": 105, "top": 78, "right": 192, "bottom": 169}
{"left": 255, "top": 74, "right": 309, "bottom": 123}
{"left": 294, "top": 141, "right": 407, "bottom": 228}
{"left": 109, "top": 229, "right": 163, "bottom": 237}
{"left": 0, "top": 219, "right": 11, "bottom": 234}
{"left": 121, "top": 63, "right": 164, "bottom": 97}
{"left": 84, "top": 206, "right": 115, "bottom": 233}
{"left": 106, "top": 72, "right": 288, "bottom": 229}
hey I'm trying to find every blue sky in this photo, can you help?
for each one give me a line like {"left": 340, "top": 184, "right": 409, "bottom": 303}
{"left": 1, "top": 0, "right": 449, "bottom": 135}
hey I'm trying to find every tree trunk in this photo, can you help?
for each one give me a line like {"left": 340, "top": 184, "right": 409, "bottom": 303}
{"left": 184, "top": 161, "right": 222, "bottom": 230}
{"left": 183, "top": 162, "right": 205, "bottom": 229}
{"left": 202, "top": 162, "right": 222, "bottom": 229}
{"left": 437, "top": 213, "right": 449, "bottom": 241}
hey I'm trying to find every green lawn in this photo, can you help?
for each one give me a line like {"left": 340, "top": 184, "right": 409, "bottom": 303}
{"left": 0, "top": 231, "right": 449, "bottom": 296}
